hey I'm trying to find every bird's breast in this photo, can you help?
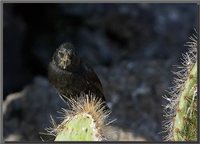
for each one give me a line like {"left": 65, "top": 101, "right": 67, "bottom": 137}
{"left": 49, "top": 62, "right": 90, "bottom": 95}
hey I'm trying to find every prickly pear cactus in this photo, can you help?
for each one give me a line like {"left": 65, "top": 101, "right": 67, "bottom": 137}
{"left": 45, "top": 94, "right": 111, "bottom": 141}
{"left": 163, "top": 32, "right": 198, "bottom": 141}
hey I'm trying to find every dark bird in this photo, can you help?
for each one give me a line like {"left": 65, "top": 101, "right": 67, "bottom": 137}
{"left": 48, "top": 43, "right": 108, "bottom": 109}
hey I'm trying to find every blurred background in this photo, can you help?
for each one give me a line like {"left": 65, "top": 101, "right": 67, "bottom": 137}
{"left": 3, "top": 3, "right": 198, "bottom": 141}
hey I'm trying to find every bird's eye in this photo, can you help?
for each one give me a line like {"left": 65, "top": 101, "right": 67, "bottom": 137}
{"left": 68, "top": 49, "right": 73, "bottom": 56}
{"left": 67, "top": 50, "right": 74, "bottom": 59}
{"left": 58, "top": 51, "right": 65, "bottom": 58}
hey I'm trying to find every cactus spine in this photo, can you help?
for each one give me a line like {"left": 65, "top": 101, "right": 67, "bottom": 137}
{"left": 163, "top": 32, "right": 198, "bottom": 141}
{"left": 45, "top": 94, "right": 111, "bottom": 141}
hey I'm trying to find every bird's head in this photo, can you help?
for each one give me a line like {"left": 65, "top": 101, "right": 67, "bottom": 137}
{"left": 52, "top": 43, "right": 79, "bottom": 70}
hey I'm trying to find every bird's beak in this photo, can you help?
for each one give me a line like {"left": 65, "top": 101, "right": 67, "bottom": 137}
{"left": 59, "top": 53, "right": 71, "bottom": 69}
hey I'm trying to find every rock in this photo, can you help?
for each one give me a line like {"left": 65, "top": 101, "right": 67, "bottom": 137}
{"left": 3, "top": 77, "right": 66, "bottom": 141}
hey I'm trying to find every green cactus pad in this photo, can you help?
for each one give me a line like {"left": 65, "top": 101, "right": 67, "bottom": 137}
{"left": 163, "top": 32, "right": 197, "bottom": 141}
{"left": 173, "top": 62, "right": 197, "bottom": 141}
{"left": 55, "top": 113, "right": 102, "bottom": 141}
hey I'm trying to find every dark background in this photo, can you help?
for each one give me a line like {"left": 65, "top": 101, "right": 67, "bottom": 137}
{"left": 3, "top": 3, "right": 198, "bottom": 98}
{"left": 3, "top": 3, "right": 198, "bottom": 141}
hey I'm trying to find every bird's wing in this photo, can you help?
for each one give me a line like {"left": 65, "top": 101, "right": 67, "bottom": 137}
{"left": 82, "top": 62, "right": 103, "bottom": 93}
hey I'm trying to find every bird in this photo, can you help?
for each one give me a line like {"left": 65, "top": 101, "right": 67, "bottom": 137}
{"left": 48, "top": 42, "right": 108, "bottom": 109}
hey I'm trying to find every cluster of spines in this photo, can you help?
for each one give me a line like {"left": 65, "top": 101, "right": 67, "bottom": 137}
{"left": 162, "top": 31, "right": 198, "bottom": 141}
{"left": 44, "top": 93, "right": 112, "bottom": 141}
